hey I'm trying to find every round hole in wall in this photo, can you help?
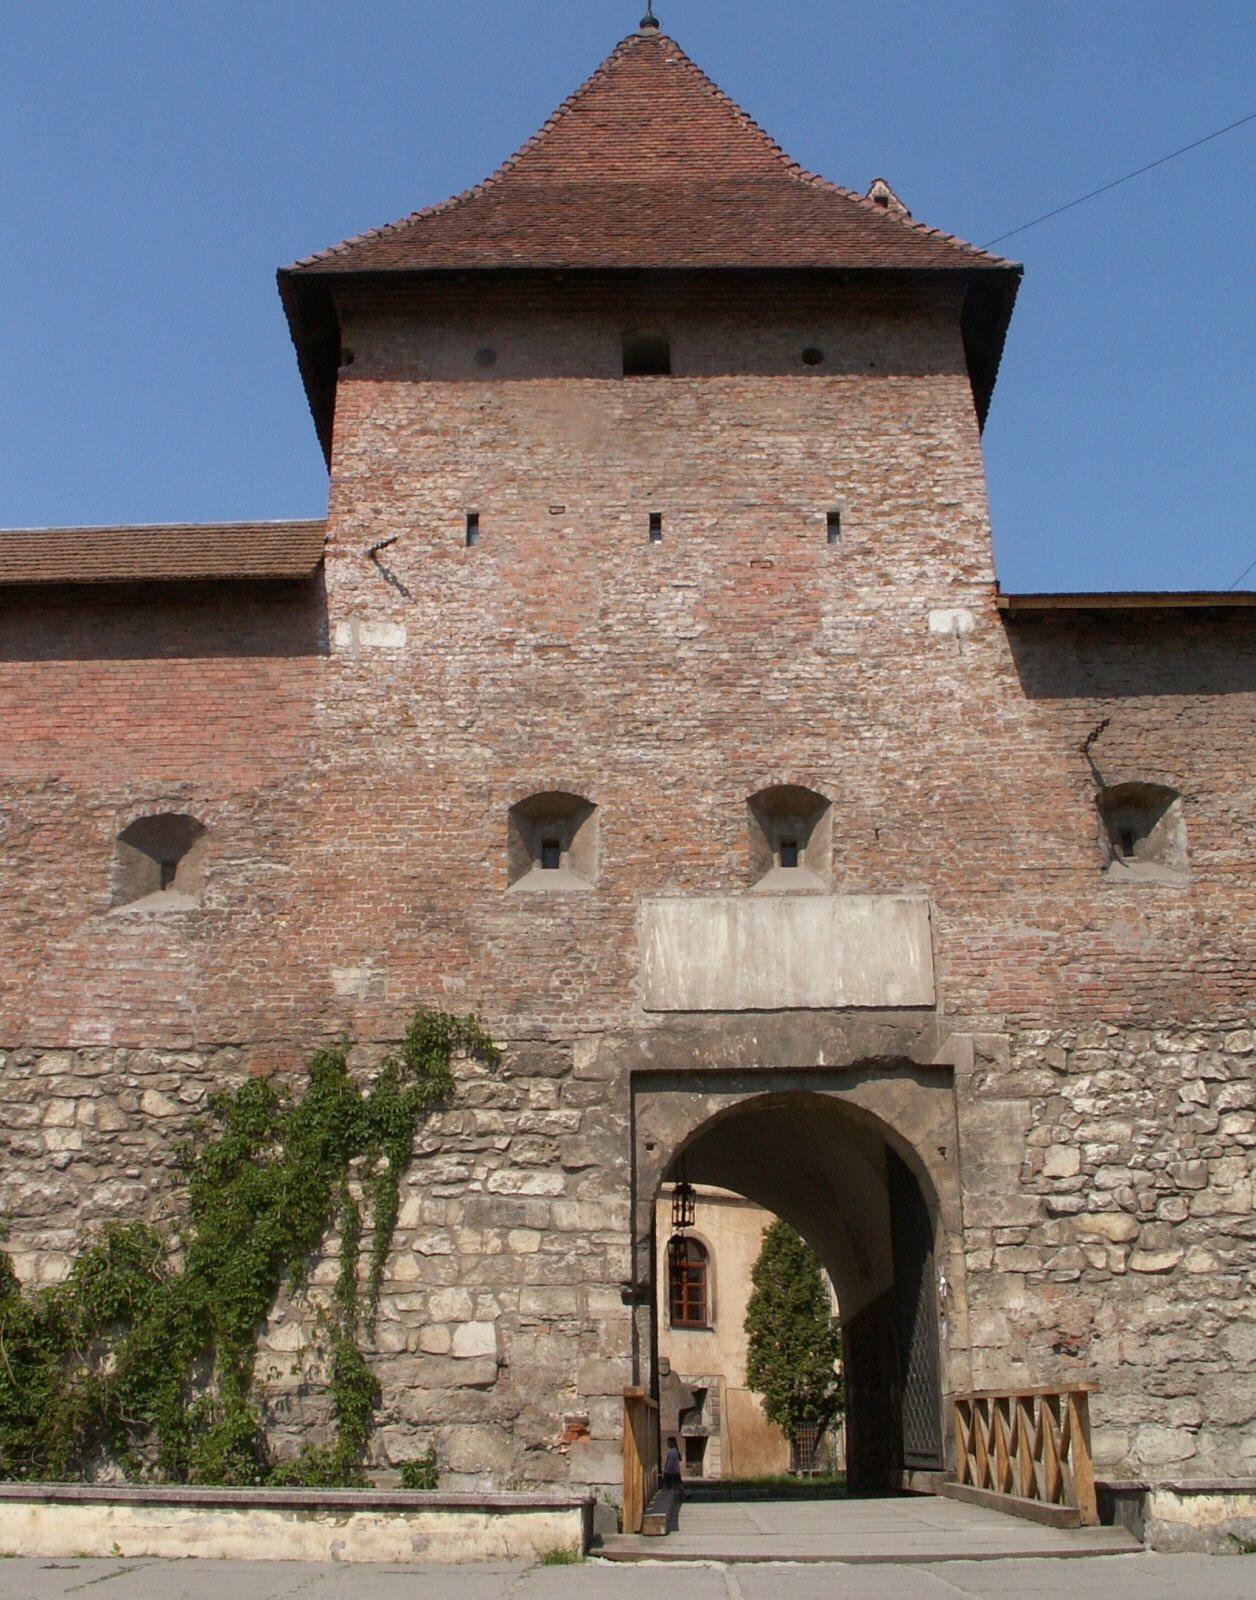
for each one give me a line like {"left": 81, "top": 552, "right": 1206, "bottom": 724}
{"left": 339, "top": 348, "right": 355, "bottom": 367}
{"left": 475, "top": 347, "right": 498, "bottom": 368}
{"left": 801, "top": 347, "right": 824, "bottom": 366}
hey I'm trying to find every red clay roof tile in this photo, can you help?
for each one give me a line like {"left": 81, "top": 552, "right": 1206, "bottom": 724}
{"left": 287, "top": 31, "right": 1012, "bottom": 275}
{"left": 0, "top": 522, "right": 326, "bottom": 586}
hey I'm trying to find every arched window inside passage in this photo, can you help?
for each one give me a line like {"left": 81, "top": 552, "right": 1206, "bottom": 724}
{"left": 668, "top": 1235, "right": 710, "bottom": 1329}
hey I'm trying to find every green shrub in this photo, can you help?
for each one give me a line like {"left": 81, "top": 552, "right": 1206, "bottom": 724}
{"left": 399, "top": 1442, "right": 439, "bottom": 1491}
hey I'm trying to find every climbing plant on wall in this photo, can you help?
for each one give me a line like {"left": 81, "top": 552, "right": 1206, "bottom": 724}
{"left": 0, "top": 1007, "right": 498, "bottom": 1486}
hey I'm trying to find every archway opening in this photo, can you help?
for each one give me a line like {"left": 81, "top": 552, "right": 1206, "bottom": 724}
{"left": 651, "top": 1091, "right": 944, "bottom": 1496}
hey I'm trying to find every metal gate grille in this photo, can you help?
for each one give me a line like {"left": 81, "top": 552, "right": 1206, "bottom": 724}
{"left": 789, "top": 1423, "right": 823, "bottom": 1475}
{"left": 888, "top": 1148, "right": 944, "bottom": 1470}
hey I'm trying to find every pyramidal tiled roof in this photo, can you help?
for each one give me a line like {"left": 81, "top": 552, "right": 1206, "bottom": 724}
{"left": 286, "top": 29, "right": 1013, "bottom": 275}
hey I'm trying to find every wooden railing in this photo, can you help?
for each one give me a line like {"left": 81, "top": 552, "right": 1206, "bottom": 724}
{"left": 952, "top": 1384, "right": 1098, "bottom": 1525}
{"left": 622, "top": 1387, "right": 660, "bottom": 1535}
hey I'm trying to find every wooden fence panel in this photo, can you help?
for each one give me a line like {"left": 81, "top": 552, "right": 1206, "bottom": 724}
{"left": 952, "top": 1384, "right": 1098, "bottom": 1525}
{"left": 622, "top": 1388, "right": 660, "bottom": 1535}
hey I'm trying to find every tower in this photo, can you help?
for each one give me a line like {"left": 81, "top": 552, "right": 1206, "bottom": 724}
{"left": 276, "top": 22, "right": 1022, "bottom": 1493}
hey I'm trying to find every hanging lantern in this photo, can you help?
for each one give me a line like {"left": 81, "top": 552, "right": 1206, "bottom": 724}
{"left": 671, "top": 1180, "right": 696, "bottom": 1232}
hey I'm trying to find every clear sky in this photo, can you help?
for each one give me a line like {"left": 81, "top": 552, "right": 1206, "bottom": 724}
{"left": 2, "top": 0, "right": 1252, "bottom": 592}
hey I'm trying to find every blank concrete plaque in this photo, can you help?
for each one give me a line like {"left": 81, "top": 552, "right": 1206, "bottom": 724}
{"left": 640, "top": 896, "right": 934, "bottom": 1011}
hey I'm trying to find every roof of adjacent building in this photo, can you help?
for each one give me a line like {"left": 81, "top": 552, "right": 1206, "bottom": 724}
{"left": 997, "top": 591, "right": 1256, "bottom": 613}
{"left": 0, "top": 522, "right": 326, "bottom": 586}
{"left": 278, "top": 27, "right": 1021, "bottom": 459}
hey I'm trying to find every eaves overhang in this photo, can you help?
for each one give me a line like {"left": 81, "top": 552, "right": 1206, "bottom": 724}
{"left": 278, "top": 260, "right": 1021, "bottom": 468}
{"left": 997, "top": 590, "right": 1256, "bottom": 614}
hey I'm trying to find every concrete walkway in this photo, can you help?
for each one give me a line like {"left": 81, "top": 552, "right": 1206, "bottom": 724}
{"left": 599, "top": 1494, "right": 1142, "bottom": 1563}
{"left": 0, "top": 1554, "right": 1252, "bottom": 1600}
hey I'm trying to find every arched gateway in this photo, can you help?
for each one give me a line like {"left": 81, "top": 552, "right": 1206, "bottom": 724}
{"left": 629, "top": 1026, "right": 974, "bottom": 1494}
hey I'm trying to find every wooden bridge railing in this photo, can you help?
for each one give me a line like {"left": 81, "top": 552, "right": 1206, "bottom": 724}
{"left": 952, "top": 1384, "right": 1098, "bottom": 1525}
{"left": 622, "top": 1387, "right": 660, "bottom": 1535}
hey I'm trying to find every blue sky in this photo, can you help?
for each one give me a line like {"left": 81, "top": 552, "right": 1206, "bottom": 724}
{"left": 1, "top": 0, "right": 1252, "bottom": 592}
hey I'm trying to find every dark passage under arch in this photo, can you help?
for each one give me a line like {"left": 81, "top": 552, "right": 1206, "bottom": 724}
{"left": 655, "top": 1091, "right": 944, "bottom": 1493}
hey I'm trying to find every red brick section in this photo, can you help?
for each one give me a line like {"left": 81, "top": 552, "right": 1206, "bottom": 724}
{"left": 3, "top": 282, "right": 1252, "bottom": 1055}
{"left": 0, "top": 522, "right": 325, "bottom": 585}
{"left": 299, "top": 278, "right": 1254, "bottom": 1047}
{"left": 286, "top": 31, "right": 1012, "bottom": 275}
{"left": 0, "top": 581, "right": 322, "bottom": 1051}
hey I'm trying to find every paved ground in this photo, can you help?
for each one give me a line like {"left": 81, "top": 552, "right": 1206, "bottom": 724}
{"left": 600, "top": 1495, "right": 1141, "bottom": 1562}
{"left": 2, "top": 1497, "right": 1249, "bottom": 1600}
{"left": 0, "top": 1554, "right": 1253, "bottom": 1600}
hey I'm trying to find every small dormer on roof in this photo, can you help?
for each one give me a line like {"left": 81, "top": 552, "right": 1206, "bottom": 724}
{"left": 279, "top": 26, "right": 1021, "bottom": 458}
{"left": 865, "top": 178, "right": 911, "bottom": 220}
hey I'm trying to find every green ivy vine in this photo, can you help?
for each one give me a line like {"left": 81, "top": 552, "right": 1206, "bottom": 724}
{"left": 0, "top": 1007, "right": 498, "bottom": 1487}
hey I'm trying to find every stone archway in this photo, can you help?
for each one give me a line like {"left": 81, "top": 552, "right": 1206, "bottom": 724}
{"left": 632, "top": 1063, "right": 968, "bottom": 1494}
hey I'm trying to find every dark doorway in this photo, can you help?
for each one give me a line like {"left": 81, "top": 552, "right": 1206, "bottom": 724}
{"left": 889, "top": 1148, "right": 944, "bottom": 1472}
{"left": 648, "top": 1091, "right": 945, "bottom": 1497}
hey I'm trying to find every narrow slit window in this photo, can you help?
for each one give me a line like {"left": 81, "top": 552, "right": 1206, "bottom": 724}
{"left": 113, "top": 813, "right": 208, "bottom": 909}
{"left": 465, "top": 512, "right": 480, "bottom": 548}
{"left": 747, "top": 784, "right": 832, "bottom": 892}
{"left": 649, "top": 513, "right": 663, "bottom": 544}
{"left": 507, "top": 793, "right": 598, "bottom": 891}
{"left": 827, "top": 510, "right": 841, "bottom": 546}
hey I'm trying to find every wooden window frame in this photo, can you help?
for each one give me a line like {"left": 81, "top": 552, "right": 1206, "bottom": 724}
{"left": 669, "top": 1238, "right": 710, "bottom": 1329}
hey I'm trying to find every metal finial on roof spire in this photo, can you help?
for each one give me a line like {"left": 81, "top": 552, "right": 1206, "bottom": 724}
{"left": 640, "top": 2, "right": 660, "bottom": 30}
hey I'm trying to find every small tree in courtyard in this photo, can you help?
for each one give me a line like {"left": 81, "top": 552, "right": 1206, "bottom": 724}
{"left": 744, "top": 1219, "right": 843, "bottom": 1456}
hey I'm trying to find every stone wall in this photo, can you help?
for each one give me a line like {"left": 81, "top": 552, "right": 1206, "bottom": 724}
{"left": 959, "top": 1022, "right": 1256, "bottom": 1481}
{"left": 0, "top": 1044, "right": 245, "bottom": 1279}
{"left": 1, "top": 1021, "right": 1254, "bottom": 1493}
{"left": 0, "top": 1032, "right": 635, "bottom": 1495}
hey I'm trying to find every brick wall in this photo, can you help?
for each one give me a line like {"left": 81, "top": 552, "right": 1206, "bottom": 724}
{"left": 1, "top": 277, "right": 1253, "bottom": 1496}
{"left": 0, "top": 578, "right": 324, "bottom": 1051}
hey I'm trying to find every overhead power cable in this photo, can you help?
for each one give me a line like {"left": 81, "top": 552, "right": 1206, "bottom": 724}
{"left": 1226, "top": 554, "right": 1256, "bottom": 593}
{"left": 983, "top": 110, "right": 1256, "bottom": 248}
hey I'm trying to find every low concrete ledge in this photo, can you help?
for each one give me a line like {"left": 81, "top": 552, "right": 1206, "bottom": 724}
{"left": 1098, "top": 1477, "right": 1256, "bottom": 1554}
{"left": 0, "top": 1484, "right": 594, "bottom": 1564}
